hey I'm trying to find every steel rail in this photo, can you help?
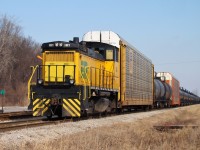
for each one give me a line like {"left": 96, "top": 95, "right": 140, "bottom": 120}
{"left": 0, "top": 111, "right": 33, "bottom": 120}
{"left": 0, "top": 118, "right": 68, "bottom": 132}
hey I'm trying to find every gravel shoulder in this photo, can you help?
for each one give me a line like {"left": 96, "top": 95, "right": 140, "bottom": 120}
{"left": 0, "top": 105, "right": 199, "bottom": 149}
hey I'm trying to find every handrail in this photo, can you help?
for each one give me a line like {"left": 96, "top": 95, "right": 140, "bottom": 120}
{"left": 28, "top": 65, "right": 38, "bottom": 100}
{"left": 78, "top": 66, "right": 87, "bottom": 101}
{"left": 89, "top": 66, "right": 118, "bottom": 90}
{"left": 38, "top": 65, "right": 75, "bottom": 83}
{"left": 85, "top": 66, "right": 91, "bottom": 98}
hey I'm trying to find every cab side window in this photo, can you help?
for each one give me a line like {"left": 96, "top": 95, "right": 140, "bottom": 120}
{"left": 106, "top": 48, "right": 119, "bottom": 62}
{"left": 106, "top": 50, "right": 113, "bottom": 60}
{"left": 115, "top": 48, "right": 119, "bottom": 62}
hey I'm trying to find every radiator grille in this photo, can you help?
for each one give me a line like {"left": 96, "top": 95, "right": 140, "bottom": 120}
{"left": 45, "top": 52, "right": 74, "bottom": 62}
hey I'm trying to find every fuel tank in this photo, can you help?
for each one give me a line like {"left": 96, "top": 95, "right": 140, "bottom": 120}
{"left": 94, "top": 98, "right": 110, "bottom": 112}
{"left": 154, "top": 79, "right": 165, "bottom": 99}
{"left": 163, "top": 82, "right": 172, "bottom": 99}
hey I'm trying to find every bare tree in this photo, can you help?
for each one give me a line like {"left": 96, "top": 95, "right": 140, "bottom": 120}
{"left": 0, "top": 15, "right": 21, "bottom": 84}
{"left": 0, "top": 15, "right": 40, "bottom": 105}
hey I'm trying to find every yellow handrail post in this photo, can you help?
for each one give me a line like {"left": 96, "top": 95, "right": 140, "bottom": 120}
{"left": 85, "top": 66, "right": 91, "bottom": 98}
{"left": 78, "top": 66, "right": 86, "bottom": 101}
{"left": 28, "top": 65, "right": 38, "bottom": 100}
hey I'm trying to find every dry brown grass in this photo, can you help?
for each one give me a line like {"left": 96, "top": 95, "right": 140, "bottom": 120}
{"left": 14, "top": 105, "right": 200, "bottom": 150}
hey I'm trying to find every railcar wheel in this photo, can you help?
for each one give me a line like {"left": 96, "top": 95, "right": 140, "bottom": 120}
{"left": 116, "top": 108, "right": 123, "bottom": 114}
{"left": 156, "top": 102, "right": 160, "bottom": 108}
{"left": 82, "top": 110, "right": 88, "bottom": 117}
{"left": 149, "top": 105, "right": 153, "bottom": 110}
{"left": 143, "top": 106, "right": 150, "bottom": 111}
{"left": 47, "top": 114, "right": 52, "bottom": 120}
{"left": 58, "top": 113, "right": 62, "bottom": 119}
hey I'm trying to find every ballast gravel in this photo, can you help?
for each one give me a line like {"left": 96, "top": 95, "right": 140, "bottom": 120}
{"left": 0, "top": 108, "right": 182, "bottom": 149}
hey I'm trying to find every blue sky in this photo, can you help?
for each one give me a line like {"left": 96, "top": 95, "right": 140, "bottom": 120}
{"left": 0, "top": 0, "right": 200, "bottom": 95}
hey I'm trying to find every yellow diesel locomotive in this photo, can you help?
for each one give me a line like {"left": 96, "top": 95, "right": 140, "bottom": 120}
{"left": 28, "top": 31, "right": 154, "bottom": 118}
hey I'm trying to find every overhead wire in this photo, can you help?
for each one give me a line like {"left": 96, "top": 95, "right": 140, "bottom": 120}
{"left": 156, "top": 60, "right": 200, "bottom": 65}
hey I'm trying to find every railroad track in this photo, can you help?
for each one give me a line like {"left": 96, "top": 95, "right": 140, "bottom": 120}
{"left": 0, "top": 106, "right": 188, "bottom": 132}
{"left": 0, "top": 118, "right": 69, "bottom": 132}
{"left": 0, "top": 110, "right": 129, "bottom": 132}
{"left": 0, "top": 111, "right": 33, "bottom": 120}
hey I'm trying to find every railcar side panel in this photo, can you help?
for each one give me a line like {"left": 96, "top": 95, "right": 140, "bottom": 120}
{"left": 120, "top": 44, "right": 126, "bottom": 104}
{"left": 121, "top": 44, "right": 154, "bottom": 106}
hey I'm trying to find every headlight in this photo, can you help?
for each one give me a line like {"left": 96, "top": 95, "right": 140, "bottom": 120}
{"left": 59, "top": 43, "right": 63, "bottom": 47}
{"left": 38, "top": 79, "right": 43, "bottom": 84}
{"left": 69, "top": 79, "right": 75, "bottom": 85}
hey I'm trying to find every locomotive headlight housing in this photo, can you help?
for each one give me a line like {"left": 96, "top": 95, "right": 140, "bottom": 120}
{"left": 69, "top": 79, "right": 75, "bottom": 85}
{"left": 38, "top": 79, "right": 44, "bottom": 85}
{"left": 59, "top": 43, "right": 63, "bottom": 47}
{"left": 55, "top": 43, "right": 59, "bottom": 47}
{"left": 65, "top": 75, "right": 75, "bottom": 85}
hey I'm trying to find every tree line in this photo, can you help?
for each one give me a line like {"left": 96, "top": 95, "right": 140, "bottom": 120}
{"left": 0, "top": 15, "right": 40, "bottom": 105}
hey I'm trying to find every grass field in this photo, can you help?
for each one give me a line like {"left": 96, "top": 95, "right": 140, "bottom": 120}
{"left": 24, "top": 105, "right": 200, "bottom": 150}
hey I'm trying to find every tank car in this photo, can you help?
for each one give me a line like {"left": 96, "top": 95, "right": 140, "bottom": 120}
{"left": 180, "top": 87, "right": 200, "bottom": 105}
{"left": 180, "top": 88, "right": 189, "bottom": 105}
{"left": 154, "top": 77, "right": 172, "bottom": 108}
{"left": 156, "top": 72, "right": 180, "bottom": 107}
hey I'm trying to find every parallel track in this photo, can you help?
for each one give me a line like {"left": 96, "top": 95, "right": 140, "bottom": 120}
{"left": 0, "top": 111, "right": 33, "bottom": 120}
{"left": 0, "top": 109, "right": 144, "bottom": 132}
{"left": 0, "top": 118, "right": 71, "bottom": 132}
{"left": 0, "top": 105, "right": 195, "bottom": 132}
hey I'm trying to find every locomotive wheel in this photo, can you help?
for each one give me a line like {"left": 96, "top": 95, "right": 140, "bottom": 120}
{"left": 47, "top": 114, "right": 52, "bottom": 120}
{"left": 81, "top": 110, "right": 88, "bottom": 117}
{"left": 156, "top": 102, "right": 160, "bottom": 108}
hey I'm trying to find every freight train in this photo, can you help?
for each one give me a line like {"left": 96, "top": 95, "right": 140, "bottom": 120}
{"left": 28, "top": 31, "right": 200, "bottom": 118}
